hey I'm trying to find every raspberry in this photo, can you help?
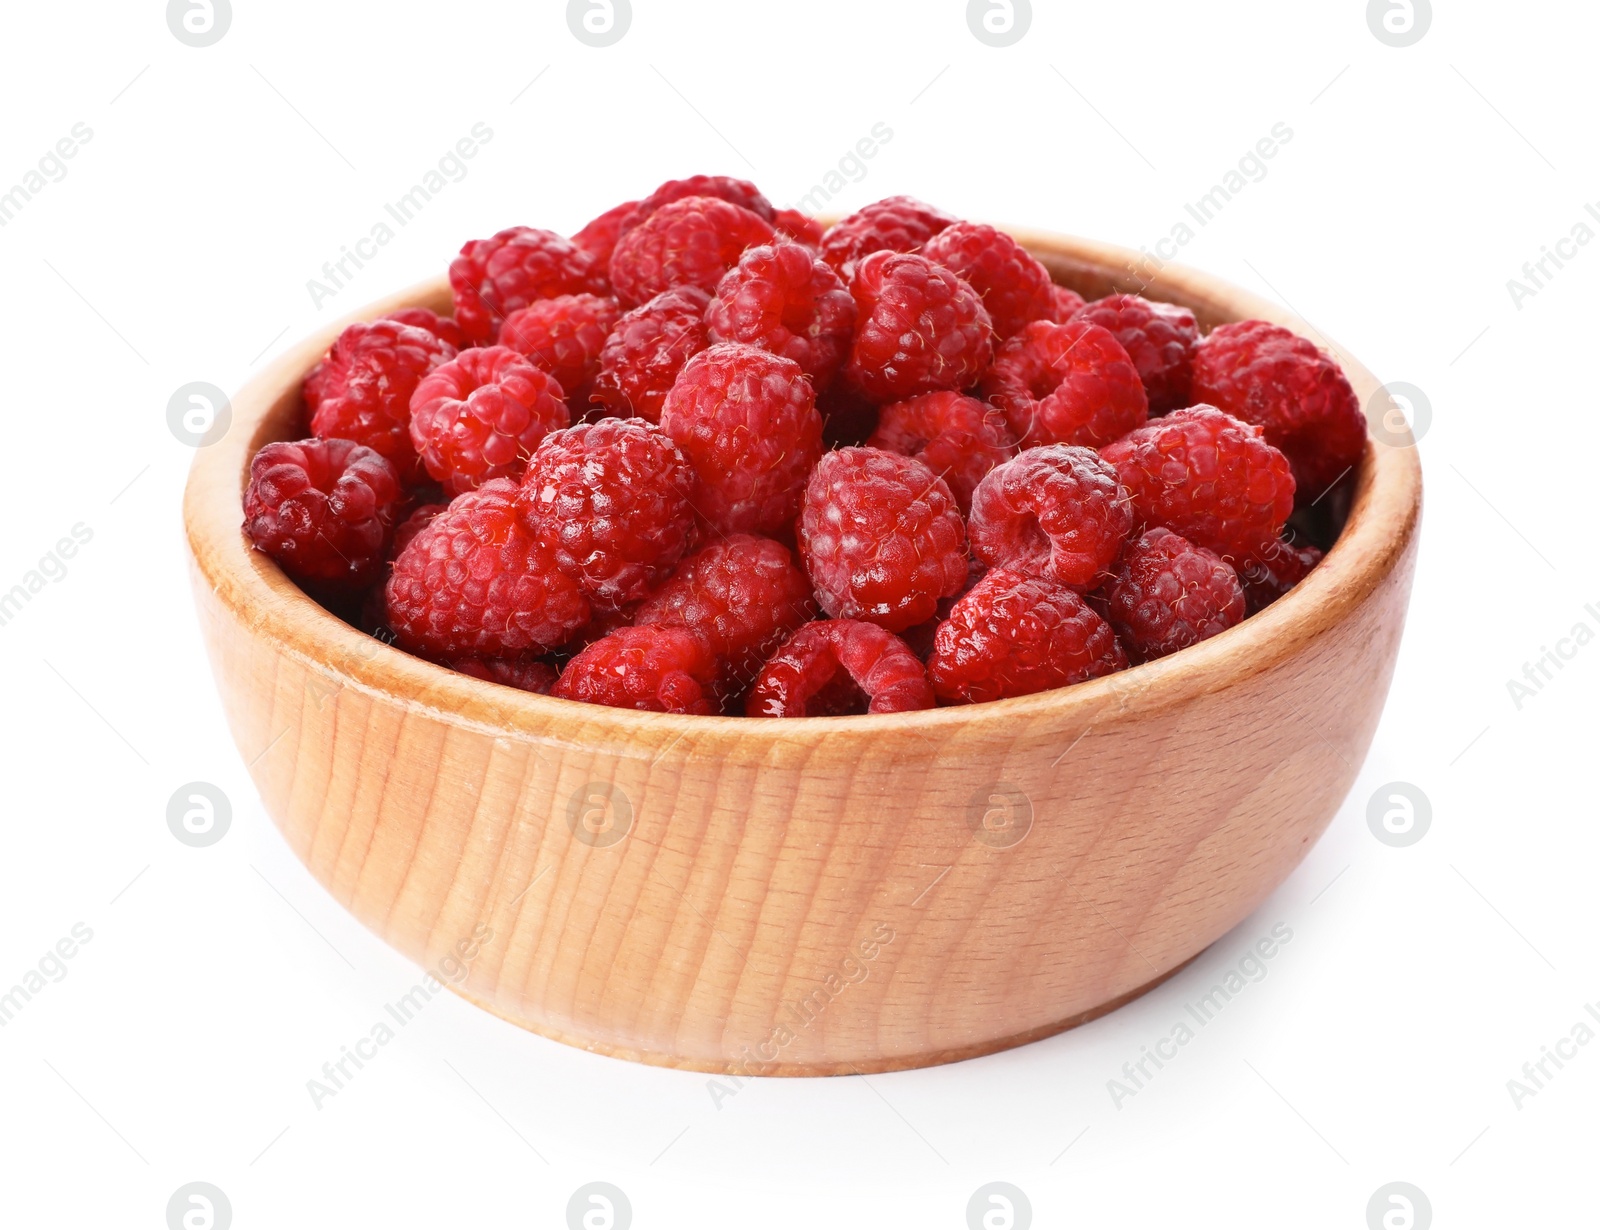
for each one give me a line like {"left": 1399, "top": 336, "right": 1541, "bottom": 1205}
{"left": 449, "top": 227, "right": 607, "bottom": 346}
{"left": 820, "top": 195, "right": 959, "bottom": 281}
{"left": 967, "top": 445, "right": 1133, "bottom": 590}
{"left": 244, "top": 437, "right": 403, "bottom": 590}
{"left": 552, "top": 625, "right": 720, "bottom": 715}
{"left": 390, "top": 502, "right": 446, "bottom": 558}
{"left": 449, "top": 655, "right": 558, "bottom": 694}
{"left": 1072, "top": 294, "right": 1198, "bottom": 415}
{"left": 1191, "top": 320, "right": 1366, "bottom": 498}
{"left": 1236, "top": 535, "right": 1323, "bottom": 613}
{"left": 384, "top": 307, "right": 466, "bottom": 351}
{"left": 706, "top": 241, "right": 856, "bottom": 390}
{"left": 919, "top": 221, "right": 1056, "bottom": 339}
{"left": 928, "top": 569, "right": 1128, "bottom": 704}
{"left": 844, "top": 251, "right": 994, "bottom": 404}
{"left": 1050, "top": 284, "right": 1087, "bottom": 322}
{"left": 407, "top": 346, "right": 568, "bottom": 495}
{"left": 797, "top": 447, "right": 969, "bottom": 632}
{"left": 746, "top": 620, "right": 935, "bottom": 716}
{"left": 571, "top": 199, "right": 640, "bottom": 268}
{"left": 772, "top": 208, "right": 825, "bottom": 247}
{"left": 608, "top": 196, "right": 775, "bottom": 308}
{"left": 497, "top": 293, "right": 620, "bottom": 406}
{"left": 385, "top": 479, "right": 590, "bottom": 658}
{"left": 1100, "top": 405, "right": 1296, "bottom": 559}
{"left": 1100, "top": 527, "right": 1245, "bottom": 663}
{"left": 866, "top": 391, "right": 1015, "bottom": 514}
{"left": 658, "top": 342, "right": 824, "bottom": 536}
{"left": 623, "top": 175, "right": 776, "bottom": 228}
{"left": 980, "top": 319, "right": 1148, "bottom": 448}
{"left": 590, "top": 287, "right": 711, "bottom": 423}
{"left": 305, "top": 320, "right": 456, "bottom": 481}
{"left": 518, "top": 418, "right": 696, "bottom": 608}
{"left": 636, "top": 533, "right": 815, "bottom": 684}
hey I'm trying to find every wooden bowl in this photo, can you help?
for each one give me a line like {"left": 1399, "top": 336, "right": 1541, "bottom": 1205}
{"left": 184, "top": 229, "right": 1421, "bottom": 1075}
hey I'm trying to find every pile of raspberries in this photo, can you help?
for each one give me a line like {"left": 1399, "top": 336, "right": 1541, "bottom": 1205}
{"left": 243, "top": 177, "right": 1365, "bottom": 717}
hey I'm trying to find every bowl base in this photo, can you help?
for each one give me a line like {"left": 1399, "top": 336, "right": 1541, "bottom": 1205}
{"left": 446, "top": 952, "right": 1203, "bottom": 1077}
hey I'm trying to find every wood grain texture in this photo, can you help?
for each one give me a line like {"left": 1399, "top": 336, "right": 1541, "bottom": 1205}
{"left": 183, "top": 230, "right": 1423, "bottom": 1075}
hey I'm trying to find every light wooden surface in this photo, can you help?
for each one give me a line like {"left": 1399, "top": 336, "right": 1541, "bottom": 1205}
{"left": 183, "top": 230, "right": 1423, "bottom": 1075}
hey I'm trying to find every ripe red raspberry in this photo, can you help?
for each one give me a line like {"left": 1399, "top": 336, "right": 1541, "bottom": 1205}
{"left": 590, "top": 287, "right": 711, "bottom": 422}
{"left": 1100, "top": 527, "right": 1245, "bottom": 663}
{"left": 623, "top": 175, "right": 776, "bottom": 228}
{"left": 608, "top": 196, "right": 775, "bottom": 307}
{"left": 820, "top": 195, "right": 959, "bottom": 281}
{"left": 408, "top": 346, "right": 569, "bottom": 495}
{"left": 798, "top": 447, "right": 969, "bottom": 632}
{"left": 772, "top": 208, "right": 825, "bottom": 247}
{"left": 305, "top": 320, "right": 456, "bottom": 481}
{"left": 866, "top": 391, "right": 1015, "bottom": 514}
{"left": 967, "top": 445, "right": 1133, "bottom": 590}
{"left": 844, "top": 251, "right": 993, "bottom": 404}
{"left": 706, "top": 241, "right": 856, "bottom": 390}
{"left": 449, "top": 655, "right": 558, "bottom": 694}
{"left": 518, "top": 418, "right": 696, "bottom": 608}
{"left": 929, "top": 569, "right": 1128, "bottom": 704}
{"left": 1236, "top": 535, "right": 1324, "bottom": 613}
{"left": 919, "top": 221, "right": 1056, "bottom": 339}
{"left": 1072, "top": 293, "right": 1199, "bottom": 415}
{"left": 1191, "top": 320, "right": 1366, "bottom": 498}
{"left": 390, "top": 502, "right": 446, "bottom": 558}
{"left": 497, "top": 293, "right": 620, "bottom": 407}
{"left": 384, "top": 307, "right": 466, "bottom": 351}
{"left": 1049, "top": 284, "right": 1087, "bottom": 322}
{"left": 1100, "top": 405, "right": 1296, "bottom": 559}
{"left": 635, "top": 534, "right": 815, "bottom": 684}
{"left": 552, "top": 625, "right": 720, "bottom": 715}
{"left": 747, "top": 620, "right": 935, "bottom": 716}
{"left": 659, "top": 342, "right": 824, "bottom": 536}
{"left": 244, "top": 437, "right": 403, "bottom": 590}
{"left": 385, "top": 479, "right": 590, "bottom": 657}
{"left": 449, "top": 227, "right": 608, "bottom": 345}
{"left": 570, "top": 199, "right": 640, "bottom": 268}
{"left": 980, "top": 319, "right": 1148, "bottom": 448}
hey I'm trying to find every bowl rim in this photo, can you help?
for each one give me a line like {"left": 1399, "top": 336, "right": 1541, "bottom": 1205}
{"left": 183, "top": 227, "right": 1423, "bottom": 761}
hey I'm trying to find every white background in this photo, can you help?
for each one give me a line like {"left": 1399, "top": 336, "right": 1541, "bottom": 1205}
{"left": 1, "top": 1, "right": 1595, "bottom": 1226}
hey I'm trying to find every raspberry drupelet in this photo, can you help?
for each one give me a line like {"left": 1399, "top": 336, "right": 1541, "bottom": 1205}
{"left": 1099, "top": 527, "right": 1246, "bottom": 663}
{"left": 1236, "top": 535, "right": 1324, "bottom": 613}
{"left": 497, "top": 293, "right": 621, "bottom": 408}
{"left": 383, "top": 307, "right": 466, "bottom": 351}
{"left": 570, "top": 199, "right": 641, "bottom": 268}
{"left": 706, "top": 241, "right": 857, "bottom": 391}
{"left": 552, "top": 625, "right": 721, "bottom": 715}
{"left": 449, "top": 226, "right": 608, "bottom": 346}
{"left": 967, "top": 445, "right": 1134, "bottom": 591}
{"left": 797, "top": 447, "right": 969, "bottom": 633}
{"left": 590, "top": 286, "right": 711, "bottom": 423}
{"left": 408, "top": 346, "right": 569, "bottom": 495}
{"left": 635, "top": 534, "right": 815, "bottom": 686}
{"left": 844, "top": 251, "right": 993, "bottom": 404}
{"left": 819, "top": 195, "right": 959, "bottom": 281}
{"left": 919, "top": 221, "right": 1057, "bottom": 339}
{"left": 305, "top": 319, "right": 457, "bottom": 482}
{"left": 746, "top": 620, "right": 935, "bottom": 716}
{"left": 980, "top": 319, "right": 1148, "bottom": 448}
{"left": 658, "top": 342, "right": 824, "bottom": 536}
{"left": 1072, "top": 293, "right": 1199, "bottom": 415}
{"left": 1191, "top": 319, "right": 1366, "bottom": 499}
{"left": 608, "top": 196, "right": 775, "bottom": 307}
{"left": 1099, "top": 405, "right": 1296, "bottom": 560}
{"left": 623, "top": 175, "right": 776, "bottom": 228}
{"left": 243, "top": 437, "right": 404, "bottom": 590}
{"left": 929, "top": 569, "right": 1128, "bottom": 704}
{"left": 517, "top": 419, "right": 697, "bottom": 609}
{"left": 385, "top": 479, "right": 591, "bottom": 658}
